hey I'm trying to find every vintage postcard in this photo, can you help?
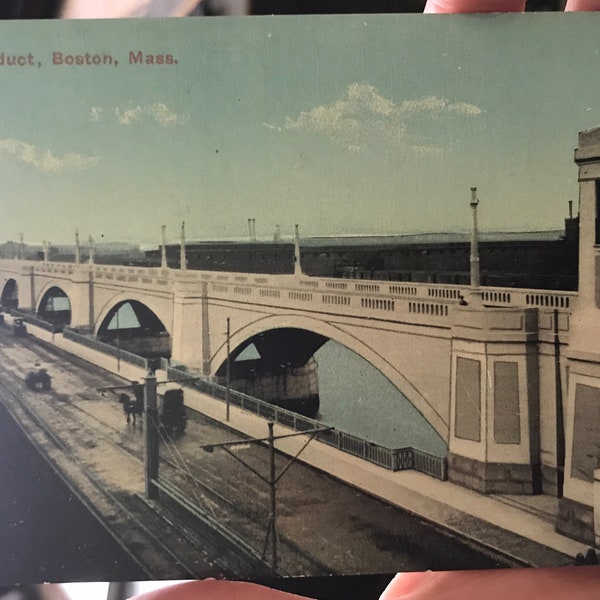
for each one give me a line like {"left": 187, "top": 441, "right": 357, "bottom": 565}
{"left": 0, "top": 13, "right": 600, "bottom": 587}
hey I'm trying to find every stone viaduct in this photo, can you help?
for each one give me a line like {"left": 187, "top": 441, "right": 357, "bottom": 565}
{"left": 3, "top": 126, "right": 600, "bottom": 547}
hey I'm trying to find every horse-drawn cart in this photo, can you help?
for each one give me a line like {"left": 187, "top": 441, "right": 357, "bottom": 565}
{"left": 159, "top": 387, "right": 187, "bottom": 437}
{"left": 112, "top": 380, "right": 187, "bottom": 436}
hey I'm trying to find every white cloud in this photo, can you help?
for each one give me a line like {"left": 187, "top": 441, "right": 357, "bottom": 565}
{"left": 266, "top": 82, "right": 481, "bottom": 154}
{"left": 0, "top": 138, "right": 99, "bottom": 172}
{"left": 90, "top": 106, "right": 103, "bottom": 121}
{"left": 397, "top": 95, "right": 481, "bottom": 117}
{"left": 91, "top": 102, "right": 186, "bottom": 127}
{"left": 262, "top": 122, "right": 282, "bottom": 132}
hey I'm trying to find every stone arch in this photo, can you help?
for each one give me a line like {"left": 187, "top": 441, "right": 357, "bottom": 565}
{"left": 1, "top": 278, "right": 19, "bottom": 309}
{"left": 95, "top": 292, "right": 173, "bottom": 337}
{"left": 211, "top": 313, "right": 449, "bottom": 440}
{"left": 36, "top": 285, "right": 72, "bottom": 330}
{"left": 95, "top": 296, "right": 172, "bottom": 359}
{"left": 35, "top": 281, "right": 76, "bottom": 312}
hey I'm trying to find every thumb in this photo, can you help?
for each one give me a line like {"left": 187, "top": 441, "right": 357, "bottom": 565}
{"left": 423, "top": 0, "right": 525, "bottom": 12}
{"left": 129, "top": 580, "right": 312, "bottom": 600}
{"left": 379, "top": 567, "right": 600, "bottom": 600}
{"left": 564, "top": 0, "right": 600, "bottom": 9}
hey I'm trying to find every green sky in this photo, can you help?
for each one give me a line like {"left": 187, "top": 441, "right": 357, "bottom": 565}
{"left": 0, "top": 13, "right": 599, "bottom": 245}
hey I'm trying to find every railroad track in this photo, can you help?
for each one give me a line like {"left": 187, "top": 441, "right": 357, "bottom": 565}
{"left": 0, "top": 334, "right": 331, "bottom": 577}
{"left": 0, "top": 338, "right": 239, "bottom": 579}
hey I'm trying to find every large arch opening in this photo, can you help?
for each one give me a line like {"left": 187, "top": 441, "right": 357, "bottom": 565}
{"left": 97, "top": 300, "right": 171, "bottom": 359}
{"left": 215, "top": 326, "right": 446, "bottom": 456}
{"left": 315, "top": 340, "right": 447, "bottom": 457}
{"left": 37, "top": 286, "right": 72, "bottom": 331}
{"left": 215, "top": 328, "right": 328, "bottom": 417}
{"left": 1, "top": 279, "right": 19, "bottom": 309}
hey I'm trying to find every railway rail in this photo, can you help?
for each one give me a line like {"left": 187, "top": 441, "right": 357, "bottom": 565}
{"left": 0, "top": 334, "right": 331, "bottom": 577}
{"left": 0, "top": 336, "right": 245, "bottom": 578}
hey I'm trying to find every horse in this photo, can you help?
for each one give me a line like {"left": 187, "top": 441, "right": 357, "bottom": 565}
{"left": 118, "top": 392, "right": 143, "bottom": 425}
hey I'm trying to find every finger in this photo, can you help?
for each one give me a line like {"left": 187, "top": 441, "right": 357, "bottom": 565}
{"left": 379, "top": 566, "right": 600, "bottom": 600}
{"left": 423, "top": 0, "right": 525, "bottom": 12}
{"left": 379, "top": 573, "right": 435, "bottom": 598}
{"left": 129, "top": 580, "right": 312, "bottom": 600}
{"left": 565, "top": 0, "right": 600, "bottom": 9}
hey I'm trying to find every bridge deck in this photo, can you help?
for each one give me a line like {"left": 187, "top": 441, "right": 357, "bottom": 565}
{"left": 0, "top": 259, "right": 577, "bottom": 330}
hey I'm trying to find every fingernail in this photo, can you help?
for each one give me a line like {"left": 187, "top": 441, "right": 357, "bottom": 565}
{"left": 379, "top": 572, "right": 431, "bottom": 599}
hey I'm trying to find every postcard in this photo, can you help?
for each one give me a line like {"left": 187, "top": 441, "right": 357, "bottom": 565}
{"left": 0, "top": 13, "right": 599, "bottom": 587}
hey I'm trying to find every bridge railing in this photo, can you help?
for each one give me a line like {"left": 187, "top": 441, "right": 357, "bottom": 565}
{"left": 480, "top": 287, "right": 577, "bottom": 310}
{"left": 164, "top": 365, "right": 448, "bottom": 481}
{"left": 32, "top": 263, "right": 74, "bottom": 277}
{"left": 197, "top": 271, "right": 577, "bottom": 327}
{"left": 9, "top": 309, "right": 56, "bottom": 333}
{"left": 62, "top": 328, "right": 149, "bottom": 370}
{"left": 3, "top": 260, "right": 576, "bottom": 335}
{"left": 5, "top": 259, "right": 577, "bottom": 313}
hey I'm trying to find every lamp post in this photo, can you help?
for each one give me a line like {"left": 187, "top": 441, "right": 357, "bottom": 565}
{"left": 200, "top": 421, "right": 331, "bottom": 575}
{"left": 180, "top": 221, "right": 186, "bottom": 271}
{"left": 469, "top": 187, "right": 480, "bottom": 289}
{"left": 161, "top": 225, "right": 167, "bottom": 269}
{"left": 293, "top": 224, "right": 302, "bottom": 276}
{"left": 75, "top": 229, "right": 81, "bottom": 264}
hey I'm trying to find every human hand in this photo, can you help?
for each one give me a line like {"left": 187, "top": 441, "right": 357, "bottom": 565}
{"left": 128, "top": 567, "right": 600, "bottom": 600}
{"left": 424, "top": 0, "right": 600, "bottom": 12}
{"left": 129, "top": 580, "right": 311, "bottom": 600}
{"left": 378, "top": 567, "right": 600, "bottom": 599}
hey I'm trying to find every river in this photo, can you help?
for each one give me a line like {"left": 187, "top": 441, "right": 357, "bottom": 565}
{"left": 314, "top": 341, "right": 447, "bottom": 457}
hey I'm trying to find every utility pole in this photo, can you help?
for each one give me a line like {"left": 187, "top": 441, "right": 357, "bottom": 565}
{"left": 226, "top": 317, "right": 231, "bottom": 422}
{"left": 200, "top": 422, "right": 331, "bottom": 575}
{"left": 116, "top": 307, "right": 121, "bottom": 372}
{"left": 144, "top": 369, "right": 159, "bottom": 500}
{"left": 554, "top": 308, "right": 565, "bottom": 497}
{"left": 266, "top": 421, "right": 277, "bottom": 573}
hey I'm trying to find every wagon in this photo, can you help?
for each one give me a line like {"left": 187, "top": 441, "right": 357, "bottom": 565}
{"left": 128, "top": 382, "right": 187, "bottom": 437}
{"left": 13, "top": 317, "right": 27, "bottom": 337}
{"left": 159, "top": 388, "right": 187, "bottom": 437}
{"left": 25, "top": 367, "right": 51, "bottom": 391}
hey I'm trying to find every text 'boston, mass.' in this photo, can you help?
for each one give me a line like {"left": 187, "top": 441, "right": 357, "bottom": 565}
{"left": 0, "top": 51, "right": 179, "bottom": 67}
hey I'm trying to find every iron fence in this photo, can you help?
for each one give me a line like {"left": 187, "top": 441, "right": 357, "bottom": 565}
{"left": 63, "top": 327, "right": 149, "bottom": 370}
{"left": 166, "top": 365, "right": 447, "bottom": 480}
